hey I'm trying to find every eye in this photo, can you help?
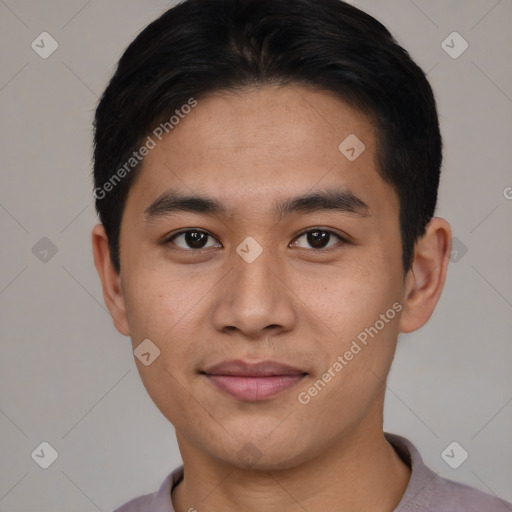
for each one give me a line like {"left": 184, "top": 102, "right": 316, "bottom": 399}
{"left": 290, "top": 228, "right": 345, "bottom": 250}
{"left": 166, "top": 230, "right": 222, "bottom": 250}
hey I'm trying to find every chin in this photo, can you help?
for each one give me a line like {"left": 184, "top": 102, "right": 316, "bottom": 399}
{"left": 210, "top": 431, "right": 316, "bottom": 472}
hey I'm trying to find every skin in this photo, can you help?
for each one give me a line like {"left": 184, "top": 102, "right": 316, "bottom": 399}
{"left": 92, "top": 84, "right": 451, "bottom": 512}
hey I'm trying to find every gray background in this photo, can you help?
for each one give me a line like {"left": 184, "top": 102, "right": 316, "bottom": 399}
{"left": 0, "top": 0, "right": 511, "bottom": 510}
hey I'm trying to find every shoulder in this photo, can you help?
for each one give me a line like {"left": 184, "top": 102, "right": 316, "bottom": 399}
{"left": 112, "top": 466, "right": 183, "bottom": 512}
{"left": 385, "top": 433, "right": 511, "bottom": 512}
{"left": 113, "top": 491, "right": 156, "bottom": 512}
{"left": 431, "top": 473, "right": 512, "bottom": 511}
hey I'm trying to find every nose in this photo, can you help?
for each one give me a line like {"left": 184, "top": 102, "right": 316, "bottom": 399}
{"left": 211, "top": 248, "right": 297, "bottom": 339}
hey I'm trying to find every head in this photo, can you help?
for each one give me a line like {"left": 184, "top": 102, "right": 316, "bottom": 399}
{"left": 92, "top": 0, "right": 451, "bottom": 469}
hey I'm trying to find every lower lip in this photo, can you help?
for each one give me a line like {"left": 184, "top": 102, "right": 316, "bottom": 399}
{"left": 205, "top": 374, "right": 306, "bottom": 401}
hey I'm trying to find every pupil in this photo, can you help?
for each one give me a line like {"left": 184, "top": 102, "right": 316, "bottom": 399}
{"left": 186, "top": 231, "right": 207, "bottom": 248}
{"left": 308, "top": 230, "right": 329, "bottom": 248}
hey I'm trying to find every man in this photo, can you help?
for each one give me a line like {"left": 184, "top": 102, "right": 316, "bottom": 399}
{"left": 91, "top": 0, "right": 511, "bottom": 510}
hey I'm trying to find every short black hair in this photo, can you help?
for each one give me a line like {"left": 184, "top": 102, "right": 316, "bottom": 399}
{"left": 93, "top": 0, "right": 442, "bottom": 273}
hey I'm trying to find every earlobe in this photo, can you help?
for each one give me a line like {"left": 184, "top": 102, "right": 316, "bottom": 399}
{"left": 91, "top": 224, "right": 130, "bottom": 336}
{"left": 399, "top": 217, "right": 452, "bottom": 334}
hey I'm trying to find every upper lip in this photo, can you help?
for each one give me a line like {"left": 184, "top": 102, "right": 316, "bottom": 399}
{"left": 202, "top": 359, "right": 307, "bottom": 377}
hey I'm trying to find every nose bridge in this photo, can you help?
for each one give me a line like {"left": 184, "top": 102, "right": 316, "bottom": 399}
{"left": 236, "top": 250, "right": 277, "bottom": 302}
{"left": 212, "top": 242, "right": 296, "bottom": 337}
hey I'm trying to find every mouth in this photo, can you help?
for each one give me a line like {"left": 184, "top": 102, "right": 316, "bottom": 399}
{"left": 200, "top": 360, "right": 308, "bottom": 401}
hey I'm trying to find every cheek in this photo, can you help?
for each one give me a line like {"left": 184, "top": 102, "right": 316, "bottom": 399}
{"left": 121, "top": 267, "right": 209, "bottom": 426}
{"left": 296, "top": 254, "right": 402, "bottom": 380}
{"left": 295, "top": 257, "right": 396, "bottom": 330}
{"left": 122, "top": 263, "right": 204, "bottom": 341}
{"left": 121, "top": 264, "right": 212, "bottom": 382}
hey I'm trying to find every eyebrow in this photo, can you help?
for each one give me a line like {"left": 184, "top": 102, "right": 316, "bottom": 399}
{"left": 143, "top": 188, "right": 370, "bottom": 221}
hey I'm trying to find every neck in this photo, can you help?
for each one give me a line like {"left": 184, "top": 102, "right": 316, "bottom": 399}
{"left": 171, "top": 412, "right": 411, "bottom": 512}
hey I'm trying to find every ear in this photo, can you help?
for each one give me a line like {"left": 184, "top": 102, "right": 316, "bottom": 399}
{"left": 91, "top": 224, "right": 130, "bottom": 336}
{"left": 399, "top": 217, "right": 452, "bottom": 333}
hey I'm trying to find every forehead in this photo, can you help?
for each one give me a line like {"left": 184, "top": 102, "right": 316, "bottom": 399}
{"left": 125, "top": 85, "right": 396, "bottom": 218}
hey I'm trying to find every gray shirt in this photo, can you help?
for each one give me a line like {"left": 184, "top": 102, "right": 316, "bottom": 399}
{"left": 113, "top": 433, "right": 511, "bottom": 511}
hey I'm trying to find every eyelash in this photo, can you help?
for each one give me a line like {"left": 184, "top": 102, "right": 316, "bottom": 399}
{"left": 164, "top": 228, "right": 348, "bottom": 252}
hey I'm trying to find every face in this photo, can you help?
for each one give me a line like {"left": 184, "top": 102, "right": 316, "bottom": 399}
{"left": 114, "top": 85, "right": 408, "bottom": 469}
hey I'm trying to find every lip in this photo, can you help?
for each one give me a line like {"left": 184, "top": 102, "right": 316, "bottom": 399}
{"left": 201, "top": 360, "right": 308, "bottom": 401}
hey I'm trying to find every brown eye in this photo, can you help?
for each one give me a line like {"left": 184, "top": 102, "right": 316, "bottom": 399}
{"left": 292, "top": 229, "right": 344, "bottom": 250}
{"left": 168, "top": 230, "right": 221, "bottom": 250}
